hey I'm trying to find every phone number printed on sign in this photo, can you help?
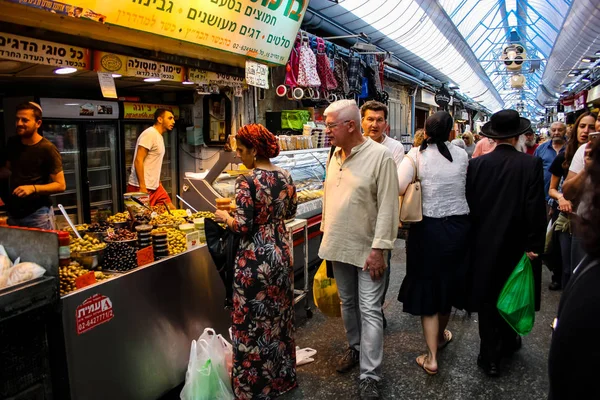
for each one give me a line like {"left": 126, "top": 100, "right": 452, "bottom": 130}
{"left": 76, "top": 293, "right": 114, "bottom": 335}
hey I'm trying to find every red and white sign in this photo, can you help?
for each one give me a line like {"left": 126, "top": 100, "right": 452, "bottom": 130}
{"left": 76, "top": 294, "right": 114, "bottom": 335}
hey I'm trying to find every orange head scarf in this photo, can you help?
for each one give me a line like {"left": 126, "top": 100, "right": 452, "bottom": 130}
{"left": 236, "top": 124, "right": 280, "bottom": 158}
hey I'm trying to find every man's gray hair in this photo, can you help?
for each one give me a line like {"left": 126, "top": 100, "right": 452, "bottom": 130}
{"left": 324, "top": 99, "right": 361, "bottom": 125}
{"left": 551, "top": 121, "right": 567, "bottom": 130}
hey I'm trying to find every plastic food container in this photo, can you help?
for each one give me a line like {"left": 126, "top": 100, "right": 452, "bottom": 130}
{"left": 179, "top": 223, "right": 195, "bottom": 234}
{"left": 216, "top": 197, "right": 232, "bottom": 211}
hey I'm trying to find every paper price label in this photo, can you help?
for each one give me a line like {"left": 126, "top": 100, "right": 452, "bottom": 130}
{"left": 137, "top": 246, "right": 154, "bottom": 267}
{"left": 186, "top": 231, "right": 200, "bottom": 250}
{"left": 75, "top": 271, "right": 97, "bottom": 289}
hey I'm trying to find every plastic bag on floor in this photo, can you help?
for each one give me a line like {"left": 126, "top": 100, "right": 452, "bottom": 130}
{"left": 296, "top": 346, "right": 317, "bottom": 366}
{"left": 180, "top": 328, "right": 234, "bottom": 400}
{"left": 313, "top": 260, "right": 341, "bottom": 318}
{"left": 496, "top": 253, "right": 535, "bottom": 336}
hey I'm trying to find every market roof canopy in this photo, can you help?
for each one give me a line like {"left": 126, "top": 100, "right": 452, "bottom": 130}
{"left": 308, "top": 0, "right": 600, "bottom": 120}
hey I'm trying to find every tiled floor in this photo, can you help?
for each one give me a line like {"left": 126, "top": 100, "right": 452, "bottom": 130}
{"left": 282, "top": 240, "right": 560, "bottom": 400}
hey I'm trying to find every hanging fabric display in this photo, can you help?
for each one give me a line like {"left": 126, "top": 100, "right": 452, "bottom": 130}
{"left": 333, "top": 46, "right": 350, "bottom": 96}
{"left": 285, "top": 34, "right": 302, "bottom": 87}
{"left": 347, "top": 50, "right": 363, "bottom": 94}
{"left": 316, "top": 38, "right": 338, "bottom": 91}
{"left": 297, "top": 32, "right": 322, "bottom": 88}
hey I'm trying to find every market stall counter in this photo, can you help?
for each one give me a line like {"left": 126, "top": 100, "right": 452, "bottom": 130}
{"left": 182, "top": 148, "right": 328, "bottom": 273}
{"left": 51, "top": 244, "right": 231, "bottom": 400}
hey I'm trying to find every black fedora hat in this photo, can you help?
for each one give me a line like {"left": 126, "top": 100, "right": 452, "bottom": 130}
{"left": 481, "top": 109, "right": 531, "bottom": 139}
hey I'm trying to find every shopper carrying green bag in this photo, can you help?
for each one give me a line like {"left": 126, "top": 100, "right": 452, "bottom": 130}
{"left": 497, "top": 253, "right": 536, "bottom": 335}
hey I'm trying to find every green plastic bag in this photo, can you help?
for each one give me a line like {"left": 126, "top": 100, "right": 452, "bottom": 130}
{"left": 496, "top": 253, "right": 535, "bottom": 336}
{"left": 281, "top": 110, "right": 310, "bottom": 130}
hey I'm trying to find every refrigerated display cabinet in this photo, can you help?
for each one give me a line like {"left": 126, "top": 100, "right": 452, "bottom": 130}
{"left": 40, "top": 98, "right": 120, "bottom": 225}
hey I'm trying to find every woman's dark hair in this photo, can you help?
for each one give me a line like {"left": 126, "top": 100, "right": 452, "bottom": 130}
{"left": 421, "top": 111, "right": 454, "bottom": 162}
{"left": 579, "top": 139, "right": 600, "bottom": 259}
{"left": 563, "top": 112, "right": 596, "bottom": 170}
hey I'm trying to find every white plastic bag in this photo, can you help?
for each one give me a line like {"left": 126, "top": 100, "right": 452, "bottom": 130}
{"left": 0, "top": 255, "right": 12, "bottom": 274}
{"left": 0, "top": 270, "right": 9, "bottom": 289}
{"left": 180, "top": 328, "right": 233, "bottom": 400}
{"left": 6, "top": 262, "right": 46, "bottom": 287}
{"left": 0, "top": 245, "right": 12, "bottom": 274}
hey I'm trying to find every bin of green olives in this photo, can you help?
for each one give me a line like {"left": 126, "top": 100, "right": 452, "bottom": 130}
{"left": 70, "top": 234, "right": 107, "bottom": 269}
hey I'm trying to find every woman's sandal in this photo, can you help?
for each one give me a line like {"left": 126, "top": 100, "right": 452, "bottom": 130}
{"left": 416, "top": 354, "right": 438, "bottom": 375}
{"left": 438, "top": 329, "right": 453, "bottom": 350}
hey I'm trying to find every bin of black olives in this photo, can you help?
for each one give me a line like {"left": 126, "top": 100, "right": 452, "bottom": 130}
{"left": 103, "top": 229, "right": 138, "bottom": 271}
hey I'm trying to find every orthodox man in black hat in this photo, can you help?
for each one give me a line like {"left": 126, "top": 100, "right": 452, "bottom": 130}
{"left": 466, "top": 109, "right": 546, "bottom": 377}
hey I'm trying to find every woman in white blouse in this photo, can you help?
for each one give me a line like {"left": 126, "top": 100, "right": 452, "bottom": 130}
{"left": 397, "top": 111, "right": 470, "bottom": 375}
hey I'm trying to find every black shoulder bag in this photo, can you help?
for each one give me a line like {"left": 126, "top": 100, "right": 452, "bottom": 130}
{"left": 204, "top": 174, "right": 256, "bottom": 310}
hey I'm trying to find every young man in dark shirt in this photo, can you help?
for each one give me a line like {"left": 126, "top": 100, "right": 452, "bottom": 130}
{"left": 0, "top": 102, "right": 65, "bottom": 229}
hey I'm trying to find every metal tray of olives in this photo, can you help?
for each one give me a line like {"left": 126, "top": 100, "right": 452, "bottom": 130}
{"left": 72, "top": 248, "right": 106, "bottom": 270}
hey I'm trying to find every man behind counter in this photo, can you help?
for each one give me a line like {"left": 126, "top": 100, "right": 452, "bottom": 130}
{"left": 0, "top": 102, "right": 66, "bottom": 229}
{"left": 127, "top": 108, "right": 175, "bottom": 209}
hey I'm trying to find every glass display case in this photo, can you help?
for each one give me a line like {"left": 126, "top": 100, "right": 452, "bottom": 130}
{"left": 208, "top": 148, "right": 329, "bottom": 218}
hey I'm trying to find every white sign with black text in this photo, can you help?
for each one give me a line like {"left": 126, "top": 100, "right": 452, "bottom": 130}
{"left": 245, "top": 61, "right": 269, "bottom": 90}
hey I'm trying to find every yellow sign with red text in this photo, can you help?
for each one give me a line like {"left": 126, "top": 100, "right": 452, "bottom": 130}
{"left": 8, "top": 0, "right": 307, "bottom": 65}
{"left": 94, "top": 51, "right": 185, "bottom": 82}
{"left": 123, "top": 102, "right": 180, "bottom": 120}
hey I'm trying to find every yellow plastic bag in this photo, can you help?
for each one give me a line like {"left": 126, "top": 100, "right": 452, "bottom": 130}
{"left": 313, "top": 261, "right": 341, "bottom": 318}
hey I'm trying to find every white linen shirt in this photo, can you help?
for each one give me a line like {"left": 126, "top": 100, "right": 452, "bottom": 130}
{"left": 319, "top": 139, "right": 400, "bottom": 269}
{"left": 380, "top": 135, "right": 405, "bottom": 167}
{"left": 397, "top": 142, "right": 469, "bottom": 218}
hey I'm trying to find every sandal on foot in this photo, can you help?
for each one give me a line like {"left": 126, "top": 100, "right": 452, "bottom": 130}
{"left": 416, "top": 354, "right": 438, "bottom": 375}
{"left": 438, "top": 329, "right": 453, "bottom": 350}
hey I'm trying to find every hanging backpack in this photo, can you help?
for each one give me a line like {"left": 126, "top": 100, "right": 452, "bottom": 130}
{"left": 297, "top": 33, "right": 321, "bottom": 88}
{"left": 315, "top": 38, "right": 338, "bottom": 91}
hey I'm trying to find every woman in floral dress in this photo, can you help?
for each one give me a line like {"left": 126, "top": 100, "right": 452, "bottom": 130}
{"left": 215, "top": 124, "right": 298, "bottom": 399}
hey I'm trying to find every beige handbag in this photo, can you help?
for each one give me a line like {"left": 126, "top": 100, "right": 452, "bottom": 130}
{"left": 399, "top": 154, "right": 423, "bottom": 223}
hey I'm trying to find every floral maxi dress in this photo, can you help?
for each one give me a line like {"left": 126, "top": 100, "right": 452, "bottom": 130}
{"left": 230, "top": 168, "right": 298, "bottom": 400}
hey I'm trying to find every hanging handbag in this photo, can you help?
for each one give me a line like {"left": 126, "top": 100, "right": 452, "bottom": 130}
{"left": 398, "top": 153, "right": 423, "bottom": 223}
{"left": 297, "top": 33, "right": 321, "bottom": 88}
{"left": 204, "top": 175, "right": 256, "bottom": 309}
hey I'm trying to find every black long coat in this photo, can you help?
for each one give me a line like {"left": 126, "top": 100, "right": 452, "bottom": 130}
{"left": 465, "top": 144, "right": 546, "bottom": 312}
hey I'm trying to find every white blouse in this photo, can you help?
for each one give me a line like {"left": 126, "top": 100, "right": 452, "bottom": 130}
{"left": 397, "top": 142, "right": 470, "bottom": 218}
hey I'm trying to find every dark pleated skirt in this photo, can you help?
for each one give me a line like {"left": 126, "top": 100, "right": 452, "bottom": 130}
{"left": 398, "top": 215, "right": 470, "bottom": 316}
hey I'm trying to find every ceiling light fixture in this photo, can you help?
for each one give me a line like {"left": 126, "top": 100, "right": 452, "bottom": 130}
{"left": 568, "top": 73, "right": 576, "bottom": 77}
{"left": 54, "top": 67, "right": 78, "bottom": 75}
{"left": 144, "top": 77, "right": 161, "bottom": 82}
{"left": 582, "top": 58, "right": 592, "bottom": 63}
{"left": 182, "top": 80, "right": 195, "bottom": 85}
{"left": 596, "top": 50, "right": 600, "bottom": 56}
{"left": 582, "top": 77, "right": 591, "bottom": 82}
{"left": 111, "top": 74, "right": 122, "bottom": 78}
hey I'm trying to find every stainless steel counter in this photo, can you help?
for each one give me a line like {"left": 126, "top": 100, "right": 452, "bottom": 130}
{"left": 57, "top": 245, "right": 231, "bottom": 400}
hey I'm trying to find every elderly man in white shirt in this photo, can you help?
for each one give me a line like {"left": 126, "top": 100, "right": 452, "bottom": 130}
{"left": 320, "top": 99, "right": 399, "bottom": 400}
{"left": 360, "top": 100, "right": 404, "bottom": 330}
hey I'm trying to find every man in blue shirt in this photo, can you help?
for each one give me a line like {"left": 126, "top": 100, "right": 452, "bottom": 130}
{"left": 534, "top": 122, "right": 566, "bottom": 203}
{"left": 533, "top": 121, "right": 566, "bottom": 291}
